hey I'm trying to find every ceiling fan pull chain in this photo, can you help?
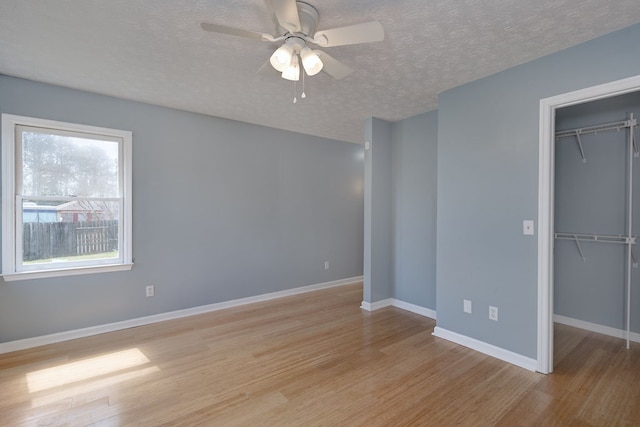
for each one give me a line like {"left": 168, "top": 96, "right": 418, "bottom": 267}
{"left": 301, "top": 67, "right": 307, "bottom": 99}
{"left": 293, "top": 80, "right": 297, "bottom": 103}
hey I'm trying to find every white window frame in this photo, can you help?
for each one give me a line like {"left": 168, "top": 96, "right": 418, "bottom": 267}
{"left": 1, "top": 114, "right": 133, "bottom": 281}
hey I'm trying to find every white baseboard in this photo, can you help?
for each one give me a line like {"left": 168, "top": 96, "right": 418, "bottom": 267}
{"left": 360, "top": 298, "right": 393, "bottom": 311}
{"left": 554, "top": 314, "right": 640, "bottom": 343}
{"left": 391, "top": 299, "right": 437, "bottom": 319}
{"left": 432, "top": 326, "right": 537, "bottom": 372}
{"left": 360, "top": 298, "right": 436, "bottom": 320}
{"left": 362, "top": 302, "right": 535, "bottom": 371}
{"left": 0, "top": 276, "right": 363, "bottom": 355}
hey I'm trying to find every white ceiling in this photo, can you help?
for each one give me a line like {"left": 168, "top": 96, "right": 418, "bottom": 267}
{"left": 1, "top": 1, "right": 639, "bottom": 144}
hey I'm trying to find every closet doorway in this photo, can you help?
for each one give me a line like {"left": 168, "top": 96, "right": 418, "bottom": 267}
{"left": 553, "top": 93, "right": 639, "bottom": 363}
{"left": 538, "top": 75, "right": 640, "bottom": 374}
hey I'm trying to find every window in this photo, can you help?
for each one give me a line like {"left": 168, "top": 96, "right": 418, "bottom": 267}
{"left": 2, "top": 114, "right": 132, "bottom": 280}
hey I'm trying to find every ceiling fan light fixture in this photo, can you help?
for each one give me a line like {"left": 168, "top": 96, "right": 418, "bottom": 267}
{"left": 201, "top": 3, "right": 384, "bottom": 85}
{"left": 270, "top": 44, "right": 294, "bottom": 72}
{"left": 281, "top": 55, "right": 300, "bottom": 81}
{"left": 300, "top": 47, "right": 323, "bottom": 76}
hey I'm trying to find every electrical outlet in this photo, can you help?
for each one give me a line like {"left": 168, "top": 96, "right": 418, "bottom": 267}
{"left": 146, "top": 285, "right": 155, "bottom": 297}
{"left": 489, "top": 306, "right": 498, "bottom": 321}
{"left": 463, "top": 299, "right": 472, "bottom": 314}
{"left": 324, "top": 261, "right": 329, "bottom": 270}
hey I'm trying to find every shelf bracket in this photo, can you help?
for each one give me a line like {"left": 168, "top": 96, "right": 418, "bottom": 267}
{"left": 573, "top": 235, "right": 586, "bottom": 262}
{"left": 574, "top": 133, "right": 586, "bottom": 163}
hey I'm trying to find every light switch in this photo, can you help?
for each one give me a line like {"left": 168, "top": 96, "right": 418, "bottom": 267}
{"left": 463, "top": 299, "right": 472, "bottom": 314}
{"left": 523, "top": 220, "right": 534, "bottom": 235}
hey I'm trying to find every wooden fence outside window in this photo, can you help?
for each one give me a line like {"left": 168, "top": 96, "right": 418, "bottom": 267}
{"left": 22, "top": 220, "right": 118, "bottom": 261}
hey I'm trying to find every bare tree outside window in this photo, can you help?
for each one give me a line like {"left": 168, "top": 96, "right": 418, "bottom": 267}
{"left": 21, "top": 131, "right": 118, "bottom": 198}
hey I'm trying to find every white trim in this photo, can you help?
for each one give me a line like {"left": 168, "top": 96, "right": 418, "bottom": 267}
{"left": 537, "top": 95, "right": 556, "bottom": 374}
{"left": 0, "top": 276, "right": 363, "bottom": 354}
{"left": 389, "top": 299, "right": 437, "bottom": 319}
{"left": 360, "top": 298, "right": 437, "bottom": 319}
{"left": 537, "top": 74, "right": 640, "bottom": 374}
{"left": 433, "top": 326, "right": 537, "bottom": 372}
{"left": 360, "top": 298, "right": 393, "bottom": 311}
{"left": 554, "top": 314, "right": 640, "bottom": 343}
{"left": 1, "top": 115, "right": 17, "bottom": 275}
{"left": 2, "top": 263, "right": 133, "bottom": 281}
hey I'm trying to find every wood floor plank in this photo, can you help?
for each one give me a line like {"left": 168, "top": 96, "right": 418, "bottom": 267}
{"left": 0, "top": 283, "right": 638, "bottom": 426}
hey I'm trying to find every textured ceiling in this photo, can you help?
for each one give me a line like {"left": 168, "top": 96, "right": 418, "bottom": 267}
{"left": 1, "top": 1, "right": 639, "bottom": 144}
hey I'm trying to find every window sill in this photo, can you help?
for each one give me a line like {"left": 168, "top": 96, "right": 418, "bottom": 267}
{"left": 2, "top": 263, "right": 133, "bottom": 282}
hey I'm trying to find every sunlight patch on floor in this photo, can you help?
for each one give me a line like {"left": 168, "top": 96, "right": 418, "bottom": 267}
{"left": 26, "top": 348, "right": 152, "bottom": 393}
{"left": 30, "top": 366, "right": 160, "bottom": 408}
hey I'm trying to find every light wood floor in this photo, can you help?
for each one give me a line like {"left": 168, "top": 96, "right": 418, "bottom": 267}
{"left": 1, "top": 283, "right": 639, "bottom": 426}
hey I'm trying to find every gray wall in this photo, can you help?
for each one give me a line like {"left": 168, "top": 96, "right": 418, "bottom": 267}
{"left": 0, "top": 75, "right": 364, "bottom": 343}
{"left": 436, "top": 23, "right": 640, "bottom": 358}
{"left": 363, "top": 117, "right": 393, "bottom": 303}
{"left": 391, "top": 111, "right": 438, "bottom": 309}
{"left": 554, "top": 92, "right": 640, "bottom": 333}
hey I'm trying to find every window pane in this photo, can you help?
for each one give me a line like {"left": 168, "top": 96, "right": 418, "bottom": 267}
{"left": 22, "top": 199, "right": 119, "bottom": 265}
{"left": 20, "top": 129, "right": 119, "bottom": 198}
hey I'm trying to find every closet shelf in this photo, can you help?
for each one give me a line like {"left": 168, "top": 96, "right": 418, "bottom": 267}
{"left": 555, "top": 115, "right": 638, "bottom": 162}
{"left": 555, "top": 117, "right": 637, "bottom": 139}
{"left": 554, "top": 232, "right": 636, "bottom": 245}
{"left": 554, "top": 232, "right": 637, "bottom": 264}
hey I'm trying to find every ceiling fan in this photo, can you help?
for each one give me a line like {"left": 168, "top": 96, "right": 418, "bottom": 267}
{"left": 200, "top": 0, "right": 384, "bottom": 81}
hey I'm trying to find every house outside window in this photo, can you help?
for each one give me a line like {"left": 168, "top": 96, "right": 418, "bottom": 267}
{"left": 1, "top": 114, "right": 132, "bottom": 280}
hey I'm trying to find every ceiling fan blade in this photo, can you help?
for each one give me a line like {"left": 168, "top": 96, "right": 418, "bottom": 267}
{"left": 316, "top": 52, "right": 353, "bottom": 80}
{"left": 313, "top": 21, "right": 384, "bottom": 47}
{"left": 257, "top": 60, "right": 277, "bottom": 76}
{"left": 265, "top": 0, "right": 301, "bottom": 33}
{"left": 200, "top": 22, "right": 276, "bottom": 42}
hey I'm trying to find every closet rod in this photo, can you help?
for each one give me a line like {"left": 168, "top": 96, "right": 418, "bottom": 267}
{"left": 554, "top": 232, "right": 637, "bottom": 245}
{"left": 555, "top": 117, "right": 637, "bottom": 139}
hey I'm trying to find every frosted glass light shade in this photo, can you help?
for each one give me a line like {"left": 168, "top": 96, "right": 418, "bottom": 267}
{"left": 281, "top": 55, "right": 300, "bottom": 81}
{"left": 300, "top": 47, "right": 323, "bottom": 76}
{"left": 270, "top": 45, "right": 294, "bottom": 72}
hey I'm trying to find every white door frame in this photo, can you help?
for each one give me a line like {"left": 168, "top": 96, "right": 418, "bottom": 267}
{"left": 537, "top": 74, "right": 640, "bottom": 374}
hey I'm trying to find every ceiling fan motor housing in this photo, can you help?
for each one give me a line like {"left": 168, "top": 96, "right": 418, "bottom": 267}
{"left": 281, "top": 1, "right": 319, "bottom": 38}
{"left": 284, "top": 36, "right": 306, "bottom": 53}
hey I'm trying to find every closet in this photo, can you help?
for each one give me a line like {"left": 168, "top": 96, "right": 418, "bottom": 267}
{"left": 554, "top": 92, "right": 640, "bottom": 349}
